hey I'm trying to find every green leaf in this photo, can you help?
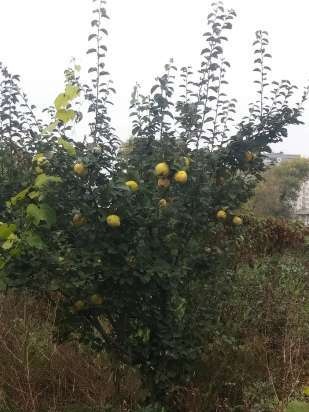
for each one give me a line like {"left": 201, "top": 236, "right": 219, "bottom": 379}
{"left": 43, "top": 121, "right": 58, "bottom": 134}
{"left": 26, "top": 204, "right": 42, "bottom": 225}
{"left": 58, "top": 137, "right": 76, "bottom": 156}
{"left": 28, "top": 191, "right": 40, "bottom": 200}
{"left": 26, "top": 203, "right": 56, "bottom": 227}
{"left": 56, "top": 109, "right": 76, "bottom": 123}
{"left": 40, "top": 204, "right": 56, "bottom": 227}
{"left": 10, "top": 187, "right": 31, "bottom": 206}
{"left": 0, "top": 224, "right": 16, "bottom": 240}
{"left": 0, "top": 258, "right": 6, "bottom": 270}
{"left": 24, "top": 231, "right": 46, "bottom": 249}
{"left": 34, "top": 173, "right": 62, "bottom": 188}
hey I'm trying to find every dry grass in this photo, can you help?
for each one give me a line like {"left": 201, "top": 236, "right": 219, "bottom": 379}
{"left": 0, "top": 293, "right": 142, "bottom": 412}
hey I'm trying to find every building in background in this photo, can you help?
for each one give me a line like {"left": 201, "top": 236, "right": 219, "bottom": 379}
{"left": 294, "top": 180, "right": 309, "bottom": 225}
{"left": 264, "top": 151, "right": 301, "bottom": 165}
{"left": 264, "top": 152, "right": 309, "bottom": 224}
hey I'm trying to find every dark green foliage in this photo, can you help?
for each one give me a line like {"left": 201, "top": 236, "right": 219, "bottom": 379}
{"left": 194, "top": 253, "right": 309, "bottom": 411}
{"left": 0, "top": 63, "right": 42, "bottom": 211}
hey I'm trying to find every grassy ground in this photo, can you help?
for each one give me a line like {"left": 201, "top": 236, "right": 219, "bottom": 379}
{"left": 0, "top": 293, "right": 142, "bottom": 412}
{"left": 287, "top": 401, "right": 309, "bottom": 412}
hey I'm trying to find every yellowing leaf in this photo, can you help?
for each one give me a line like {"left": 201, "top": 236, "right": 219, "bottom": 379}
{"left": 54, "top": 93, "right": 70, "bottom": 110}
{"left": 56, "top": 109, "right": 76, "bottom": 123}
{"left": 32, "top": 153, "right": 45, "bottom": 163}
{"left": 303, "top": 386, "right": 309, "bottom": 396}
{"left": 65, "top": 84, "right": 79, "bottom": 100}
{"left": 2, "top": 239, "right": 14, "bottom": 250}
{"left": 54, "top": 85, "right": 79, "bottom": 112}
{"left": 2, "top": 234, "right": 18, "bottom": 250}
{"left": 58, "top": 137, "right": 76, "bottom": 156}
{"left": 34, "top": 174, "right": 62, "bottom": 188}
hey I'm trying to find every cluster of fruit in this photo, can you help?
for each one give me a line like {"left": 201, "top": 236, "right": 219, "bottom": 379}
{"left": 155, "top": 161, "right": 189, "bottom": 211}
{"left": 32, "top": 153, "right": 49, "bottom": 174}
{"left": 72, "top": 160, "right": 190, "bottom": 229}
{"left": 71, "top": 153, "right": 252, "bottom": 229}
{"left": 73, "top": 293, "right": 104, "bottom": 312}
{"left": 216, "top": 209, "right": 243, "bottom": 226}
{"left": 214, "top": 150, "right": 255, "bottom": 226}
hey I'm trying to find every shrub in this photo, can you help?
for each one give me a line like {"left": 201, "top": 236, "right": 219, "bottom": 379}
{"left": 195, "top": 254, "right": 309, "bottom": 411}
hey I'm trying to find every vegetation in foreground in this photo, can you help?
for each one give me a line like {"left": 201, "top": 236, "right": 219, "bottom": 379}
{"left": 0, "top": 237, "right": 309, "bottom": 411}
{"left": 0, "top": 1, "right": 309, "bottom": 411}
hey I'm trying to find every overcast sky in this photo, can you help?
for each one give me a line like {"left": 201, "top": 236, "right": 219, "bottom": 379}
{"left": 0, "top": 0, "right": 308, "bottom": 154}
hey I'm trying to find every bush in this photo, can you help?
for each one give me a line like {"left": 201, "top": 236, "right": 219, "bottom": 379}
{"left": 194, "top": 254, "right": 309, "bottom": 411}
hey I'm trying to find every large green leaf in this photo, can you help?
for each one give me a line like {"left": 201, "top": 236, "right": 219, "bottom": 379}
{"left": 0, "top": 224, "right": 16, "bottom": 240}
{"left": 40, "top": 203, "right": 56, "bottom": 227}
{"left": 10, "top": 187, "right": 31, "bottom": 206}
{"left": 34, "top": 173, "right": 62, "bottom": 188}
{"left": 26, "top": 203, "right": 56, "bottom": 227}
{"left": 58, "top": 137, "right": 76, "bottom": 156}
{"left": 25, "top": 231, "right": 46, "bottom": 249}
{"left": 26, "top": 204, "right": 42, "bottom": 225}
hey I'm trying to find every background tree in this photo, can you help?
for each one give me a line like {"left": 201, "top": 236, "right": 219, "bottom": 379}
{"left": 0, "top": 63, "right": 42, "bottom": 214}
{"left": 244, "top": 158, "right": 309, "bottom": 218}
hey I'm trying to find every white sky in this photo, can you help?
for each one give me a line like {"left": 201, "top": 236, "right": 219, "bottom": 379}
{"left": 0, "top": 0, "right": 308, "bottom": 154}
